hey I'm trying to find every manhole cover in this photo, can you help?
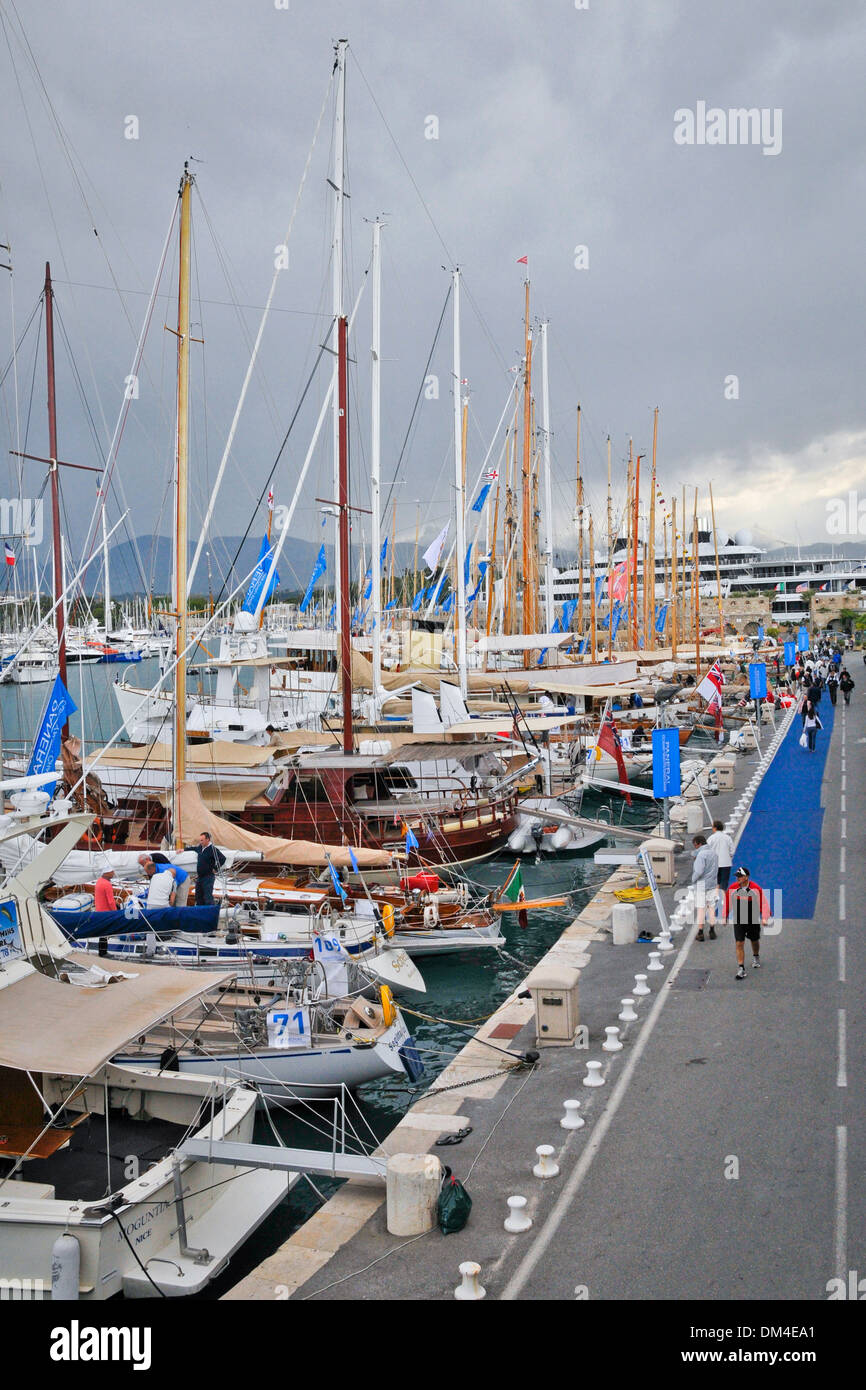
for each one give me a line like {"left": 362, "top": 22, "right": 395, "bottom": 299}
{"left": 670, "top": 968, "right": 710, "bottom": 991}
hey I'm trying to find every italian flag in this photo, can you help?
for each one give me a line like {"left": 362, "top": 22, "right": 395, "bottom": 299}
{"left": 500, "top": 861, "right": 529, "bottom": 930}
{"left": 774, "top": 581, "right": 786, "bottom": 593}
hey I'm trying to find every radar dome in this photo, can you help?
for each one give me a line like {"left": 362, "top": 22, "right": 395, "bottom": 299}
{"left": 733, "top": 528, "right": 754, "bottom": 548}
{"left": 234, "top": 610, "right": 256, "bottom": 633}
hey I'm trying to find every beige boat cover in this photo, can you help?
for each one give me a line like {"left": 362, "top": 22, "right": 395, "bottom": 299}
{"left": 0, "top": 954, "right": 230, "bottom": 1076}
{"left": 174, "top": 780, "right": 392, "bottom": 867}
{"left": 350, "top": 650, "right": 532, "bottom": 695}
{"left": 91, "top": 740, "right": 277, "bottom": 770}
{"left": 157, "top": 779, "right": 270, "bottom": 812}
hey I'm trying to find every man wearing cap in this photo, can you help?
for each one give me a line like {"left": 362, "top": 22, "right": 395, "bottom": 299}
{"left": 94, "top": 868, "right": 117, "bottom": 911}
{"left": 723, "top": 866, "right": 772, "bottom": 979}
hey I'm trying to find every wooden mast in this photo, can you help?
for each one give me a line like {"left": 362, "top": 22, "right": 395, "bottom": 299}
{"left": 631, "top": 451, "right": 642, "bottom": 651}
{"left": 606, "top": 435, "right": 612, "bottom": 659}
{"left": 338, "top": 313, "right": 353, "bottom": 753}
{"left": 173, "top": 165, "right": 193, "bottom": 847}
{"left": 671, "top": 497, "right": 678, "bottom": 659}
{"left": 521, "top": 280, "right": 533, "bottom": 665}
{"left": 589, "top": 514, "right": 597, "bottom": 662}
{"left": 485, "top": 461, "right": 502, "bottom": 665}
{"left": 693, "top": 510, "right": 701, "bottom": 682}
{"left": 648, "top": 406, "right": 658, "bottom": 649}
{"left": 576, "top": 405, "right": 584, "bottom": 638}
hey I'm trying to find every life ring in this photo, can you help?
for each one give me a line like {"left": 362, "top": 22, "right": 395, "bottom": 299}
{"left": 379, "top": 984, "right": 396, "bottom": 1027}
{"left": 379, "top": 902, "right": 395, "bottom": 938}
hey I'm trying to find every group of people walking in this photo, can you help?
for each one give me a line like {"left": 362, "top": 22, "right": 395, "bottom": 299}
{"left": 797, "top": 650, "right": 856, "bottom": 751}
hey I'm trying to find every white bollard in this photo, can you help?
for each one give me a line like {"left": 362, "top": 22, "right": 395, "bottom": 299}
{"left": 619, "top": 997, "right": 638, "bottom": 1022}
{"left": 561, "top": 1098, "right": 584, "bottom": 1129}
{"left": 602, "top": 1025, "right": 623, "bottom": 1052}
{"left": 504, "top": 1195, "right": 532, "bottom": 1233}
{"left": 583, "top": 1059, "right": 604, "bottom": 1087}
{"left": 633, "top": 972, "right": 650, "bottom": 996}
{"left": 647, "top": 950, "right": 663, "bottom": 971}
{"left": 656, "top": 929, "right": 674, "bottom": 953}
{"left": 386, "top": 1152, "right": 443, "bottom": 1236}
{"left": 611, "top": 901, "right": 638, "bottom": 945}
{"left": 533, "top": 1144, "right": 560, "bottom": 1178}
{"left": 454, "top": 1261, "right": 486, "bottom": 1300}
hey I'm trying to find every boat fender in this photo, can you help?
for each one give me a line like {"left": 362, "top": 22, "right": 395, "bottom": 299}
{"left": 423, "top": 904, "right": 436, "bottom": 929}
{"left": 379, "top": 984, "right": 397, "bottom": 1027}
{"left": 51, "top": 1233, "right": 81, "bottom": 1301}
{"left": 380, "top": 902, "right": 395, "bottom": 937}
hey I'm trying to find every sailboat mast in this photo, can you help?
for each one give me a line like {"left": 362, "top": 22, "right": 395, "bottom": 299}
{"left": 576, "top": 405, "right": 584, "bottom": 638}
{"left": 709, "top": 481, "right": 724, "bottom": 644}
{"left": 648, "top": 406, "right": 658, "bottom": 649}
{"left": 100, "top": 476, "right": 111, "bottom": 637}
{"left": 43, "top": 263, "right": 68, "bottom": 731}
{"left": 632, "top": 451, "right": 641, "bottom": 651}
{"left": 338, "top": 314, "right": 353, "bottom": 753}
{"left": 606, "top": 434, "right": 612, "bottom": 659}
{"left": 589, "top": 514, "right": 597, "bottom": 662}
{"left": 331, "top": 40, "right": 348, "bottom": 637}
{"left": 452, "top": 268, "right": 467, "bottom": 698}
{"left": 370, "top": 217, "right": 383, "bottom": 701}
{"left": 540, "top": 320, "right": 554, "bottom": 635}
{"left": 521, "top": 280, "right": 533, "bottom": 665}
{"left": 671, "top": 497, "right": 678, "bottom": 659}
{"left": 173, "top": 166, "right": 193, "bottom": 842}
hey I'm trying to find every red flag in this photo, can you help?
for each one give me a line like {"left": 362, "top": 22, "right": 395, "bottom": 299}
{"left": 517, "top": 255, "right": 528, "bottom": 265}
{"left": 597, "top": 711, "right": 631, "bottom": 805}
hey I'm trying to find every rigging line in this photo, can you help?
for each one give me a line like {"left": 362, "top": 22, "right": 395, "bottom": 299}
{"left": 381, "top": 282, "right": 452, "bottom": 523}
{"left": 0, "top": 297, "right": 40, "bottom": 390}
{"left": 187, "top": 69, "right": 334, "bottom": 596}
{"left": 208, "top": 326, "right": 335, "bottom": 611}
{"left": 51, "top": 281, "right": 333, "bottom": 319}
{"left": 74, "top": 196, "right": 180, "bottom": 599}
{"left": 349, "top": 47, "right": 454, "bottom": 268}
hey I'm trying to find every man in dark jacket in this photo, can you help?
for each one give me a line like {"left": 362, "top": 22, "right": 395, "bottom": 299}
{"left": 827, "top": 671, "right": 839, "bottom": 705}
{"left": 193, "top": 831, "right": 226, "bottom": 905}
{"left": 840, "top": 672, "right": 855, "bottom": 705}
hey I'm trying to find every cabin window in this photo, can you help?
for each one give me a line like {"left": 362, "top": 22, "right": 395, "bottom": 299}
{"left": 294, "top": 777, "right": 330, "bottom": 803}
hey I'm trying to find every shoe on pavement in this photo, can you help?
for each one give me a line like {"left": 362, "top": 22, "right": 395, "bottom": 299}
{"left": 752, "top": 957, "right": 761, "bottom": 969}
{"left": 696, "top": 930, "right": 705, "bottom": 942}
{"left": 735, "top": 965, "right": 746, "bottom": 980}
{"left": 708, "top": 927, "right": 717, "bottom": 940}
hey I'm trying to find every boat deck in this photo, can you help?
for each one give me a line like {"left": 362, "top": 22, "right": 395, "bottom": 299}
{"left": 3, "top": 1111, "right": 187, "bottom": 1203}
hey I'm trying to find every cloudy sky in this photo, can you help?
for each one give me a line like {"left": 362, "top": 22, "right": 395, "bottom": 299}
{"left": 1, "top": 0, "right": 863, "bottom": 593}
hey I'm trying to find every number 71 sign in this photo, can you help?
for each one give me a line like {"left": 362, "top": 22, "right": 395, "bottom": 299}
{"left": 267, "top": 1005, "right": 312, "bottom": 1049}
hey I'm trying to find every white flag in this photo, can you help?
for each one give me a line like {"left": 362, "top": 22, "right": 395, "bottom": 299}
{"left": 422, "top": 522, "right": 449, "bottom": 573}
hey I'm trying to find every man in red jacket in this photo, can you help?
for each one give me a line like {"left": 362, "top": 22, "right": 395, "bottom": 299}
{"left": 723, "top": 866, "right": 772, "bottom": 980}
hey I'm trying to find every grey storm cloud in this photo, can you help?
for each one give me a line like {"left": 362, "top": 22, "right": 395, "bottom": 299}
{"left": 1, "top": 0, "right": 863, "bottom": 586}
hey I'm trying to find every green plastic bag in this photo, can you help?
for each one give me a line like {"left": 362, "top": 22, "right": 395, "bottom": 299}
{"left": 437, "top": 1166, "right": 472, "bottom": 1234}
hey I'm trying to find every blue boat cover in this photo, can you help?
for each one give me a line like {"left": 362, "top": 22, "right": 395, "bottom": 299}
{"left": 51, "top": 904, "right": 221, "bottom": 939}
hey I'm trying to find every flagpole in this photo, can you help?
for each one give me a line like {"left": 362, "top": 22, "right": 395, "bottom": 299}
{"left": 521, "top": 280, "right": 533, "bottom": 666}
{"left": 540, "top": 320, "right": 554, "bottom": 636}
{"left": 671, "top": 497, "right": 678, "bottom": 660}
{"left": 576, "top": 405, "right": 584, "bottom": 640}
{"left": 709, "top": 480, "right": 724, "bottom": 647}
{"left": 589, "top": 514, "right": 597, "bottom": 662}
{"left": 606, "top": 435, "right": 613, "bottom": 661}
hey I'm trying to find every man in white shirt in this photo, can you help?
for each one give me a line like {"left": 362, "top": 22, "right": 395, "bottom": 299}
{"left": 708, "top": 819, "right": 734, "bottom": 900}
{"left": 145, "top": 863, "right": 176, "bottom": 908}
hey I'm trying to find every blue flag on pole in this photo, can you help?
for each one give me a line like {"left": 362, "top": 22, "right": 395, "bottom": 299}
{"left": 405, "top": 826, "right": 419, "bottom": 852}
{"left": 300, "top": 545, "right": 327, "bottom": 613}
{"left": 327, "top": 860, "right": 347, "bottom": 901}
{"left": 348, "top": 847, "right": 359, "bottom": 873}
{"left": 594, "top": 574, "right": 605, "bottom": 604}
{"left": 26, "top": 676, "right": 78, "bottom": 797}
{"left": 471, "top": 482, "right": 492, "bottom": 513}
{"left": 242, "top": 537, "right": 280, "bottom": 613}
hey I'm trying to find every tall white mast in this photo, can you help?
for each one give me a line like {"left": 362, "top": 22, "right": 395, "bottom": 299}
{"left": 101, "top": 476, "right": 111, "bottom": 636}
{"left": 540, "top": 319, "right": 554, "bottom": 635}
{"left": 331, "top": 40, "right": 347, "bottom": 636}
{"left": 370, "top": 217, "right": 383, "bottom": 706}
{"left": 453, "top": 267, "right": 467, "bottom": 699}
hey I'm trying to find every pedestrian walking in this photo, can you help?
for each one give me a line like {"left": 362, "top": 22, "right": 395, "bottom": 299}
{"left": 801, "top": 700, "right": 823, "bottom": 751}
{"left": 691, "top": 834, "right": 719, "bottom": 941}
{"left": 723, "top": 866, "right": 772, "bottom": 979}
{"left": 840, "top": 672, "right": 855, "bottom": 705}
{"left": 827, "top": 671, "right": 839, "bottom": 706}
{"left": 708, "top": 819, "right": 734, "bottom": 896}
{"left": 193, "top": 830, "right": 226, "bottom": 906}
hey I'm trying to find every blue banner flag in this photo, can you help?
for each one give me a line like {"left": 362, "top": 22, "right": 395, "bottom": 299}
{"left": 784, "top": 641, "right": 796, "bottom": 665}
{"left": 471, "top": 481, "right": 492, "bottom": 513}
{"left": 594, "top": 574, "right": 605, "bottom": 604}
{"left": 327, "top": 860, "right": 347, "bottom": 901}
{"left": 300, "top": 545, "right": 327, "bottom": 613}
{"left": 797, "top": 627, "right": 809, "bottom": 652}
{"left": 654, "top": 602, "right": 669, "bottom": 634}
{"left": 652, "top": 727, "right": 681, "bottom": 798}
{"left": 363, "top": 539, "right": 388, "bottom": 600}
{"left": 561, "top": 599, "right": 577, "bottom": 631}
{"left": 748, "top": 663, "right": 768, "bottom": 700}
{"left": 405, "top": 826, "right": 419, "bottom": 852}
{"left": 464, "top": 543, "right": 473, "bottom": 588}
{"left": 348, "top": 847, "right": 359, "bottom": 874}
{"left": 27, "top": 676, "right": 78, "bottom": 797}
{"left": 242, "top": 537, "right": 280, "bottom": 613}
{"left": 411, "top": 587, "right": 427, "bottom": 612}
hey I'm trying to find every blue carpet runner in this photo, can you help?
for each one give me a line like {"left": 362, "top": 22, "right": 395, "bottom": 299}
{"left": 733, "top": 699, "right": 834, "bottom": 919}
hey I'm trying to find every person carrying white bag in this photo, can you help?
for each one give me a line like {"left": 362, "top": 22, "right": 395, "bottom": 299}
{"left": 800, "top": 699, "right": 822, "bottom": 752}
